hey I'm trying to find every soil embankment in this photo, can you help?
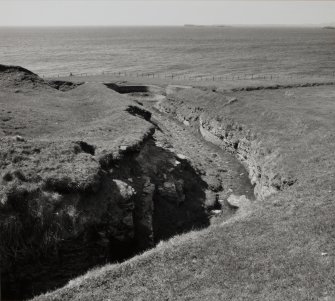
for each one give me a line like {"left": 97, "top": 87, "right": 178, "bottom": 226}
{"left": 154, "top": 85, "right": 299, "bottom": 200}
{"left": 0, "top": 66, "right": 255, "bottom": 300}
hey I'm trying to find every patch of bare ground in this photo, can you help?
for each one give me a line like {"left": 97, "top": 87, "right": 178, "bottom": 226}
{"left": 33, "top": 80, "right": 335, "bottom": 301}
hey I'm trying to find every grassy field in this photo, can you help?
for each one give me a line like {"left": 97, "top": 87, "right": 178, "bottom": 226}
{"left": 32, "top": 79, "right": 335, "bottom": 300}
{"left": 54, "top": 73, "right": 335, "bottom": 91}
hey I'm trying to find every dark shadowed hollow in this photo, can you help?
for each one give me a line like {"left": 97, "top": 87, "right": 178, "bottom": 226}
{"left": 2, "top": 138, "right": 210, "bottom": 301}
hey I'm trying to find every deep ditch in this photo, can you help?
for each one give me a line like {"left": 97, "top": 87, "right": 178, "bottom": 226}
{"left": 2, "top": 83, "right": 257, "bottom": 301}
{"left": 2, "top": 132, "right": 211, "bottom": 300}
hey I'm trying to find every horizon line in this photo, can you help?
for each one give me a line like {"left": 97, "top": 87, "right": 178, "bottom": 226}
{"left": 0, "top": 24, "right": 332, "bottom": 27}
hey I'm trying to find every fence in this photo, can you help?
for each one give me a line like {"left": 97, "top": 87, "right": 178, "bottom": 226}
{"left": 44, "top": 70, "right": 335, "bottom": 82}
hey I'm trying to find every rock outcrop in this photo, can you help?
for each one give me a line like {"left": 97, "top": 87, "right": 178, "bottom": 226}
{"left": 199, "top": 115, "right": 296, "bottom": 200}
{"left": 156, "top": 87, "right": 296, "bottom": 201}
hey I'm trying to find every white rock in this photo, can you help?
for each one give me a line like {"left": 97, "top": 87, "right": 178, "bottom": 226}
{"left": 218, "top": 199, "right": 225, "bottom": 206}
{"left": 155, "top": 141, "right": 164, "bottom": 148}
{"left": 177, "top": 154, "right": 188, "bottom": 160}
{"left": 113, "top": 179, "right": 136, "bottom": 200}
{"left": 227, "top": 194, "right": 251, "bottom": 208}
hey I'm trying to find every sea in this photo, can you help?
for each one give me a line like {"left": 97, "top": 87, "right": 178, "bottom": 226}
{"left": 0, "top": 26, "right": 334, "bottom": 78}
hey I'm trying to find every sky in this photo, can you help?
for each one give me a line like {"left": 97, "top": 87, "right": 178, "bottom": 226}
{"left": 0, "top": 0, "right": 334, "bottom": 26}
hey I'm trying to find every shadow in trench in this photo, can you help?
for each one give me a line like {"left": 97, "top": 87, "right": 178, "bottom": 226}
{"left": 1, "top": 138, "right": 210, "bottom": 301}
{"left": 136, "top": 139, "right": 209, "bottom": 243}
{"left": 104, "top": 83, "right": 149, "bottom": 94}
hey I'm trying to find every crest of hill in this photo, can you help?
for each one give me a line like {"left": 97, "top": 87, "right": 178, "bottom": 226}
{"left": 0, "top": 64, "right": 48, "bottom": 90}
{"left": 0, "top": 64, "right": 82, "bottom": 91}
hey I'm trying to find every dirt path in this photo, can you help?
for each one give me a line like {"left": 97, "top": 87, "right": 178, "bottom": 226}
{"left": 129, "top": 91, "right": 255, "bottom": 216}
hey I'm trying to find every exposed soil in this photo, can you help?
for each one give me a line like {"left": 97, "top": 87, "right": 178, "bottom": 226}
{"left": 105, "top": 82, "right": 255, "bottom": 203}
{"left": 3, "top": 134, "right": 212, "bottom": 300}
{"left": 47, "top": 80, "right": 84, "bottom": 92}
{"left": 1, "top": 67, "right": 255, "bottom": 301}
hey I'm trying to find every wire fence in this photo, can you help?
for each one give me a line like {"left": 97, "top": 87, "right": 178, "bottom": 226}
{"left": 44, "top": 70, "right": 335, "bottom": 82}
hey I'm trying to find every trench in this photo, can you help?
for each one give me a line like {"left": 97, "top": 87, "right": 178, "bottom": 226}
{"left": 106, "top": 82, "right": 255, "bottom": 198}
{"left": 104, "top": 83, "right": 149, "bottom": 94}
{"left": 47, "top": 80, "right": 84, "bottom": 91}
{"left": 2, "top": 136, "right": 210, "bottom": 301}
{"left": 2, "top": 83, "right": 256, "bottom": 301}
{"left": 104, "top": 81, "right": 256, "bottom": 203}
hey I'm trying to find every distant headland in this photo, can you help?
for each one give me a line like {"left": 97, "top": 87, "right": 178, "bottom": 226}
{"left": 184, "top": 24, "right": 231, "bottom": 28}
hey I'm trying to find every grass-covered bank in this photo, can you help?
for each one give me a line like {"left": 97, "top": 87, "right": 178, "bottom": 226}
{"left": 0, "top": 65, "right": 157, "bottom": 299}
{"left": 34, "top": 81, "right": 335, "bottom": 300}
{"left": 1, "top": 65, "right": 255, "bottom": 300}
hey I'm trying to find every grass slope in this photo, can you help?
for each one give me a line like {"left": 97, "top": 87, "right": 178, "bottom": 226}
{"left": 33, "top": 84, "right": 335, "bottom": 300}
{"left": 0, "top": 78, "right": 154, "bottom": 216}
{"left": 0, "top": 66, "right": 155, "bottom": 299}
